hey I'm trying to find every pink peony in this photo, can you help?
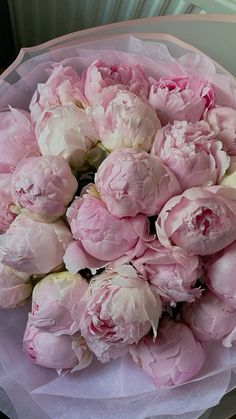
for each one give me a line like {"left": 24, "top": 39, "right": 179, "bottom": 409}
{"left": 23, "top": 323, "right": 92, "bottom": 374}
{"left": 30, "top": 64, "right": 88, "bottom": 122}
{"left": 29, "top": 271, "right": 88, "bottom": 335}
{"left": 206, "top": 106, "right": 236, "bottom": 155}
{"left": 95, "top": 148, "right": 181, "bottom": 218}
{"left": 35, "top": 104, "right": 98, "bottom": 169}
{"left": 206, "top": 241, "right": 236, "bottom": 309}
{"left": 0, "top": 215, "right": 72, "bottom": 274}
{"left": 84, "top": 60, "right": 150, "bottom": 105}
{"left": 151, "top": 120, "right": 229, "bottom": 190}
{"left": 76, "top": 265, "right": 162, "bottom": 362}
{"left": 149, "top": 75, "right": 215, "bottom": 125}
{"left": 0, "top": 173, "right": 16, "bottom": 233}
{"left": 129, "top": 317, "right": 205, "bottom": 389}
{"left": 90, "top": 88, "right": 161, "bottom": 152}
{"left": 156, "top": 186, "right": 236, "bottom": 256}
{"left": 0, "top": 263, "right": 32, "bottom": 308}
{"left": 0, "top": 108, "right": 40, "bottom": 173}
{"left": 133, "top": 240, "right": 202, "bottom": 303}
{"left": 181, "top": 290, "right": 236, "bottom": 342}
{"left": 11, "top": 155, "right": 78, "bottom": 222}
{"left": 65, "top": 194, "right": 151, "bottom": 268}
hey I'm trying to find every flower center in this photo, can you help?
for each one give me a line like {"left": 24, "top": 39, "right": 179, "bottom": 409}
{"left": 193, "top": 208, "right": 215, "bottom": 235}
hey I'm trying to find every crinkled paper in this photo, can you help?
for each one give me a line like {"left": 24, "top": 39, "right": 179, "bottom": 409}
{"left": 1, "top": 34, "right": 236, "bottom": 419}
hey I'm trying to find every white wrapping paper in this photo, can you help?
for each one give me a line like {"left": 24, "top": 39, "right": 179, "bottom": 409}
{"left": 1, "top": 34, "right": 236, "bottom": 419}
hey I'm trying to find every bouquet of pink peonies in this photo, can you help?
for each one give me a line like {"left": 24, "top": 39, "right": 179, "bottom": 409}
{"left": 1, "top": 33, "right": 236, "bottom": 419}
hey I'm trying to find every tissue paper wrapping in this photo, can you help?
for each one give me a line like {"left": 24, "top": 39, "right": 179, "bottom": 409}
{"left": 1, "top": 33, "right": 236, "bottom": 419}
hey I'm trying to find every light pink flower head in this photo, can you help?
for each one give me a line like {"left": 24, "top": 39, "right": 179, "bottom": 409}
{"left": 29, "top": 271, "right": 88, "bottom": 335}
{"left": 151, "top": 120, "right": 229, "bottom": 190}
{"left": 23, "top": 323, "right": 92, "bottom": 374}
{"left": 0, "top": 108, "right": 40, "bottom": 173}
{"left": 30, "top": 64, "right": 88, "bottom": 123}
{"left": 0, "top": 263, "right": 32, "bottom": 308}
{"left": 11, "top": 155, "right": 78, "bottom": 222}
{"left": 0, "top": 173, "right": 16, "bottom": 233}
{"left": 181, "top": 290, "right": 236, "bottom": 342}
{"left": 149, "top": 75, "right": 215, "bottom": 125}
{"left": 91, "top": 88, "right": 161, "bottom": 152}
{"left": 76, "top": 265, "right": 162, "bottom": 362}
{"left": 206, "top": 106, "right": 236, "bottom": 155}
{"left": 206, "top": 241, "right": 236, "bottom": 309}
{"left": 156, "top": 186, "right": 236, "bottom": 256}
{"left": 84, "top": 60, "right": 150, "bottom": 106}
{"left": 133, "top": 240, "right": 202, "bottom": 304}
{"left": 95, "top": 148, "right": 181, "bottom": 218}
{"left": 35, "top": 104, "right": 98, "bottom": 169}
{"left": 129, "top": 317, "right": 205, "bottom": 389}
{"left": 0, "top": 215, "right": 72, "bottom": 275}
{"left": 66, "top": 194, "right": 151, "bottom": 266}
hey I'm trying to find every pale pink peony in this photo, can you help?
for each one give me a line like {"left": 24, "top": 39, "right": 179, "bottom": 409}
{"left": 0, "top": 173, "right": 16, "bottom": 233}
{"left": 206, "top": 106, "right": 236, "bottom": 155}
{"left": 95, "top": 148, "right": 181, "bottom": 218}
{"left": 181, "top": 290, "right": 236, "bottom": 342}
{"left": 129, "top": 317, "right": 205, "bottom": 389}
{"left": 90, "top": 88, "right": 161, "bottom": 152}
{"left": 206, "top": 241, "right": 236, "bottom": 309}
{"left": 0, "top": 215, "right": 72, "bottom": 274}
{"left": 0, "top": 108, "right": 40, "bottom": 173}
{"left": 30, "top": 64, "right": 88, "bottom": 122}
{"left": 29, "top": 271, "right": 88, "bottom": 335}
{"left": 23, "top": 323, "right": 92, "bottom": 374}
{"left": 149, "top": 75, "right": 215, "bottom": 125}
{"left": 35, "top": 104, "right": 98, "bottom": 169}
{"left": 0, "top": 263, "right": 32, "bottom": 308}
{"left": 84, "top": 60, "right": 150, "bottom": 105}
{"left": 76, "top": 265, "right": 162, "bottom": 362}
{"left": 151, "top": 120, "right": 229, "bottom": 190}
{"left": 133, "top": 240, "right": 202, "bottom": 304}
{"left": 156, "top": 186, "right": 236, "bottom": 256}
{"left": 66, "top": 194, "right": 151, "bottom": 268}
{"left": 11, "top": 155, "right": 78, "bottom": 222}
